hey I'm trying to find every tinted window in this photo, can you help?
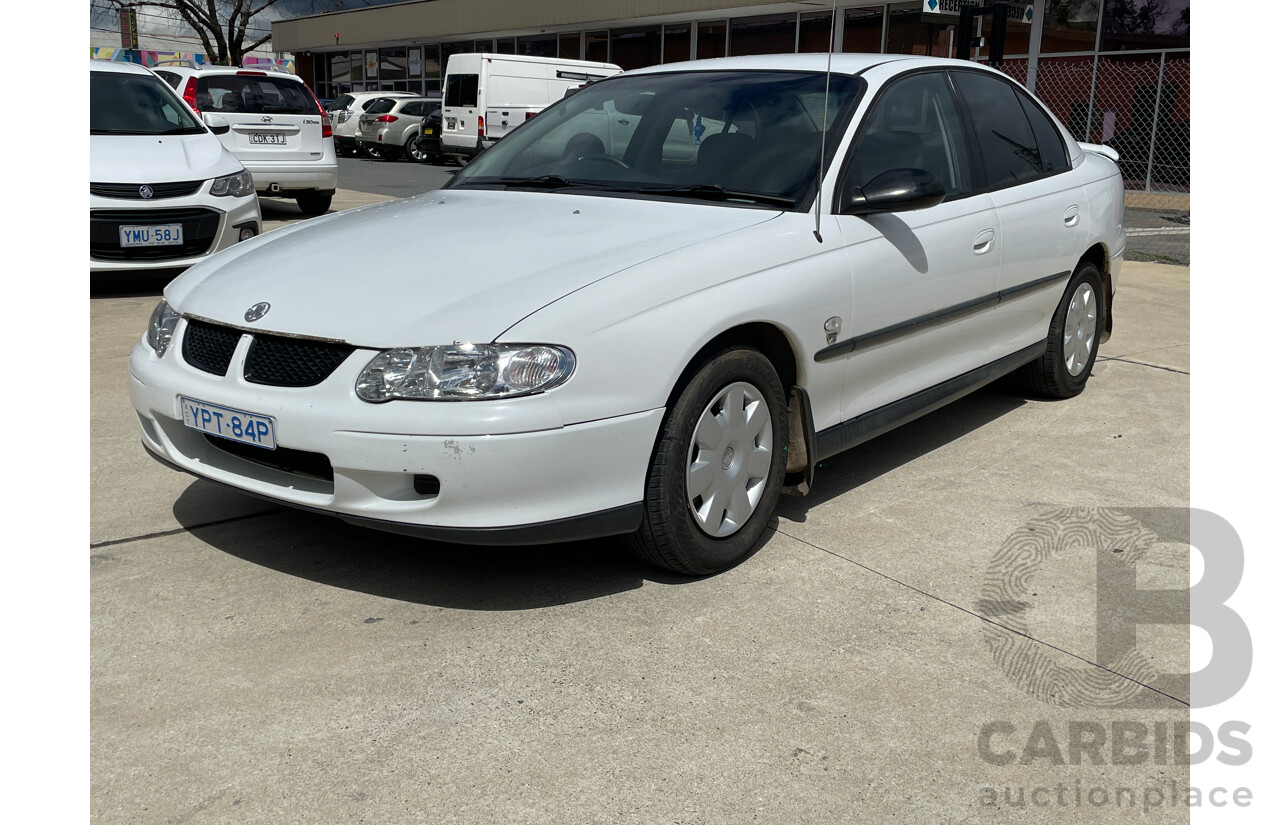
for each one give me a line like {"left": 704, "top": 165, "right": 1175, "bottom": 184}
{"left": 1017, "top": 93, "right": 1069, "bottom": 175}
{"left": 197, "top": 75, "right": 319, "bottom": 115}
{"left": 90, "top": 71, "right": 204, "bottom": 135}
{"left": 366, "top": 98, "right": 398, "bottom": 115}
{"left": 845, "top": 71, "right": 973, "bottom": 199}
{"left": 154, "top": 70, "right": 181, "bottom": 89}
{"left": 445, "top": 73, "right": 479, "bottom": 108}
{"left": 952, "top": 71, "right": 1050, "bottom": 188}
{"left": 332, "top": 94, "right": 355, "bottom": 111}
{"left": 401, "top": 101, "right": 426, "bottom": 117}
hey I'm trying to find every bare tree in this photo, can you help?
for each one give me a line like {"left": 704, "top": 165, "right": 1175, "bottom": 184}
{"left": 103, "top": 1, "right": 284, "bottom": 66}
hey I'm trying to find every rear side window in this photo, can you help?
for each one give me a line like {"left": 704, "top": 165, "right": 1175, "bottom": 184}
{"left": 197, "top": 75, "right": 319, "bottom": 116}
{"left": 154, "top": 70, "right": 181, "bottom": 89}
{"left": 401, "top": 101, "right": 426, "bottom": 117}
{"left": 366, "top": 98, "right": 397, "bottom": 115}
{"left": 952, "top": 71, "right": 1057, "bottom": 189}
{"left": 332, "top": 94, "right": 355, "bottom": 111}
{"left": 445, "top": 73, "right": 479, "bottom": 108}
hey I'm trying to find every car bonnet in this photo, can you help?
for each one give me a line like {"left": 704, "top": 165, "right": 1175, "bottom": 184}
{"left": 165, "top": 189, "right": 783, "bottom": 348}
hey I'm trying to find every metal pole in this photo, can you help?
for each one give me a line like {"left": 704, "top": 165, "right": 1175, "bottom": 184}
{"left": 1026, "top": 0, "right": 1046, "bottom": 93}
{"left": 1144, "top": 50, "right": 1167, "bottom": 192}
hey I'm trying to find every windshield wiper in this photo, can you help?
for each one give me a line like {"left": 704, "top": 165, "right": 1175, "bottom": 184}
{"left": 478, "top": 175, "right": 614, "bottom": 191}
{"left": 628, "top": 184, "right": 795, "bottom": 207}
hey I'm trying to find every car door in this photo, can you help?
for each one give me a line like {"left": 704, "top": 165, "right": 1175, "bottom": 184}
{"left": 950, "top": 69, "right": 1088, "bottom": 361}
{"left": 826, "top": 69, "right": 1002, "bottom": 421}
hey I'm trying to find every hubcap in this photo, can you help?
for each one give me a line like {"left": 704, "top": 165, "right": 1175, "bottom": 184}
{"left": 685, "top": 381, "right": 773, "bottom": 538}
{"left": 1063, "top": 282, "right": 1097, "bottom": 377}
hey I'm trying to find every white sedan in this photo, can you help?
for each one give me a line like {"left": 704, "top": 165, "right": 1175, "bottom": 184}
{"left": 129, "top": 54, "right": 1124, "bottom": 575}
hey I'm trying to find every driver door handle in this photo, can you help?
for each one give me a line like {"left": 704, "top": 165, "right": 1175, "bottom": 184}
{"left": 973, "top": 229, "right": 996, "bottom": 255}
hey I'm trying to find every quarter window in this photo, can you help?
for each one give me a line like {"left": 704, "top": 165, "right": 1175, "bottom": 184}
{"left": 952, "top": 71, "right": 1063, "bottom": 189}
{"left": 843, "top": 71, "right": 974, "bottom": 203}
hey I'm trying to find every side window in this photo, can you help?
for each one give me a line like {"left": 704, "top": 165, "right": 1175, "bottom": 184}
{"left": 155, "top": 71, "right": 180, "bottom": 89}
{"left": 401, "top": 102, "right": 424, "bottom": 117}
{"left": 844, "top": 71, "right": 974, "bottom": 201}
{"left": 952, "top": 71, "right": 1058, "bottom": 188}
{"left": 1017, "top": 93, "right": 1069, "bottom": 175}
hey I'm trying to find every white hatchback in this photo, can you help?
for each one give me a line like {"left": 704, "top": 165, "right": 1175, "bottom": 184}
{"left": 91, "top": 60, "right": 261, "bottom": 274}
{"left": 154, "top": 64, "right": 338, "bottom": 215}
{"left": 130, "top": 54, "right": 1125, "bottom": 575}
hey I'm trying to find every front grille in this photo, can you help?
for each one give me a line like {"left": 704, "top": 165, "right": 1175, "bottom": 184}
{"left": 244, "top": 334, "right": 354, "bottom": 387}
{"left": 90, "top": 207, "right": 221, "bottom": 262}
{"left": 91, "top": 180, "right": 204, "bottom": 199}
{"left": 182, "top": 320, "right": 242, "bottom": 376}
{"left": 204, "top": 435, "right": 334, "bottom": 482}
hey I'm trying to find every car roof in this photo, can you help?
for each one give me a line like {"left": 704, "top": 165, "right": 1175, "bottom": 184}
{"left": 624, "top": 53, "right": 981, "bottom": 77}
{"left": 91, "top": 59, "right": 155, "bottom": 76}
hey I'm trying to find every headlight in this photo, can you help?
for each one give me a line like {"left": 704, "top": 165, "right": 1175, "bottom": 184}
{"left": 356, "top": 343, "right": 575, "bottom": 402}
{"left": 210, "top": 169, "right": 254, "bottom": 197}
{"left": 146, "top": 300, "right": 181, "bottom": 357}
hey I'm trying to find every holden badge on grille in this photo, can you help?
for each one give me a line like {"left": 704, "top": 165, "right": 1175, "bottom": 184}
{"left": 138, "top": 185, "right": 153, "bottom": 199}
{"left": 244, "top": 302, "right": 271, "bottom": 322}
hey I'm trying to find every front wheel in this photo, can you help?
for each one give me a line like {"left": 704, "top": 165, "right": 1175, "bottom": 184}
{"left": 625, "top": 348, "right": 788, "bottom": 575}
{"left": 1020, "top": 262, "right": 1104, "bottom": 398}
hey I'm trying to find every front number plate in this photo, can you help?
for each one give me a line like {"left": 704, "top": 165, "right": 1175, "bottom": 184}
{"left": 120, "top": 224, "right": 183, "bottom": 247}
{"left": 250, "top": 133, "right": 287, "bottom": 145}
{"left": 180, "top": 397, "right": 277, "bottom": 450}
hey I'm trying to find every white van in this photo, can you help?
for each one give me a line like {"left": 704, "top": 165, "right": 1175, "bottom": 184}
{"left": 441, "top": 53, "right": 622, "bottom": 158}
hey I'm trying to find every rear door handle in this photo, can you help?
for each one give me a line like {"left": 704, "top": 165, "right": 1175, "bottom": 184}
{"left": 973, "top": 229, "right": 996, "bottom": 255}
{"left": 1064, "top": 205, "right": 1081, "bottom": 228}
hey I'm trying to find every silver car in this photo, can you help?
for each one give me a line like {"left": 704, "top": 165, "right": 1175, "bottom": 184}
{"left": 357, "top": 97, "right": 439, "bottom": 161}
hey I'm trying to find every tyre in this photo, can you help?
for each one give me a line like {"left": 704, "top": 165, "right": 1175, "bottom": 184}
{"left": 626, "top": 347, "right": 788, "bottom": 575}
{"left": 295, "top": 193, "right": 332, "bottom": 216}
{"left": 1020, "top": 261, "right": 1103, "bottom": 398}
{"left": 363, "top": 143, "right": 385, "bottom": 160}
{"left": 404, "top": 134, "right": 429, "bottom": 163}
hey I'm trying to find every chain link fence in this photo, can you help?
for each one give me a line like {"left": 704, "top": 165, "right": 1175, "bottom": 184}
{"left": 1001, "top": 52, "right": 1190, "bottom": 265}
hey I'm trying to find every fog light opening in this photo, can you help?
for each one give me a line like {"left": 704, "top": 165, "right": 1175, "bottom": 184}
{"left": 413, "top": 474, "right": 441, "bottom": 498}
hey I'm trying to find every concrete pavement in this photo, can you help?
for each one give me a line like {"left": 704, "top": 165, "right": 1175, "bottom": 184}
{"left": 91, "top": 195, "right": 1192, "bottom": 823}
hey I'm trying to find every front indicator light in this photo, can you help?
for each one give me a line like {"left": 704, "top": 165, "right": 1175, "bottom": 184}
{"left": 356, "top": 344, "right": 575, "bottom": 402}
{"left": 146, "top": 300, "right": 181, "bottom": 357}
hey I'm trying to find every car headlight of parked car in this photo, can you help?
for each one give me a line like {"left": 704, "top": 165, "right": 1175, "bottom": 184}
{"left": 146, "top": 300, "right": 181, "bottom": 357}
{"left": 210, "top": 169, "right": 254, "bottom": 198}
{"left": 355, "top": 343, "right": 575, "bottom": 402}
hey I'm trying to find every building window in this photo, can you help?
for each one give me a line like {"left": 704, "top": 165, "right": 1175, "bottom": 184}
{"left": 559, "top": 33, "right": 581, "bottom": 60}
{"left": 518, "top": 34, "right": 557, "bottom": 57}
{"left": 441, "top": 41, "right": 470, "bottom": 73}
{"left": 843, "top": 6, "right": 885, "bottom": 54}
{"left": 730, "top": 14, "right": 797, "bottom": 56}
{"left": 586, "top": 31, "right": 609, "bottom": 63}
{"left": 496, "top": 37, "right": 515, "bottom": 54}
{"left": 697, "top": 20, "right": 727, "bottom": 60}
{"left": 885, "top": 6, "right": 949, "bottom": 57}
{"left": 1039, "top": 0, "right": 1101, "bottom": 53}
{"left": 611, "top": 26, "right": 661, "bottom": 70}
{"left": 798, "top": 11, "right": 835, "bottom": 53}
{"left": 1101, "top": 0, "right": 1190, "bottom": 51}
{"left": 380, "top": 47, "right": 407, "bottom": 82}
{"left": 664, "top": 24, "right": 691, "bottom": 63}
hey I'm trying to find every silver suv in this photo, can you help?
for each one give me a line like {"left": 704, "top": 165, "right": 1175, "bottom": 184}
{"left": 328, "top": 91, "right": 418, "bottom": 157}
{"left": 356, "top": 97, "right": 440, "bottom": 161}
{"left": 155, "top": 64, "right": 338, "bottom": 215}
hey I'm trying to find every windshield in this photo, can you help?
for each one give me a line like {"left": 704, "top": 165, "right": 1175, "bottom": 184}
{"left": 447, "top": 70, "right": 863, "bottom": 209}
{"left": 90, "top": 70, "right": 205, "bottom": 136}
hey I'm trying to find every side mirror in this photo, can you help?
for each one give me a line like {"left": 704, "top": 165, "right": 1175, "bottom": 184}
{"left": 204, "top": 113, "right": 231, "bottom": 135}
{"left": 843, "top": 168, "right": 945, "bottom": 215}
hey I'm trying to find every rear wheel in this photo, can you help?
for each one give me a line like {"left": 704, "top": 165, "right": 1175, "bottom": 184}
{"left": 295, "top": 193, "right": 332, "bottom": 216}
{"left": 1020, "top": 262, "right": 1103, "bottom": 398}
{"left": 626, "top": 348, "right": 788, "bottom": 575}
{"left": 363, "top": 143, "right": 386, "bottom": 160}
{"left": 405, "top": 134, "right": 429, "bottom": 163}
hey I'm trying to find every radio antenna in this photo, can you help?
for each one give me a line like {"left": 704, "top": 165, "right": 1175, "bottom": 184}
{"left": 813, "top": 0, "right": 837, "bottom": 243}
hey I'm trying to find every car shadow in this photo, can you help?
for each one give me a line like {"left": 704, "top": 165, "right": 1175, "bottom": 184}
{"left": 171, "top": 484, "right": 698, "bottom": 611}
{"left": 776, "top": 378, "right": 1028, "bottom": 522}
{"left": 169, "top": 379, "right": 1029, "bottom": 608}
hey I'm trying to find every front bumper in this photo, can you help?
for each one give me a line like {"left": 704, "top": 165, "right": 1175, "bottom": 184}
{"left": 128, "top": 324, "right": 663, "bottom": 540}
{"left": 90, "top": 192, "right": 261, "bottom": 274}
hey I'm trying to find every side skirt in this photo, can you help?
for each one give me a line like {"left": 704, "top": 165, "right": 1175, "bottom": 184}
{"left": 812, "top": 340, "right": 1046, "bottom": 464}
